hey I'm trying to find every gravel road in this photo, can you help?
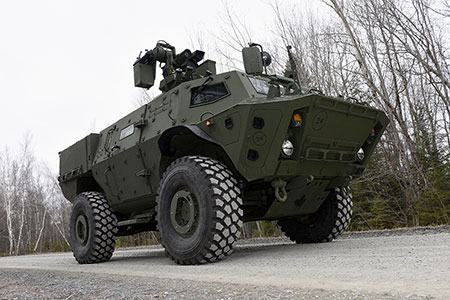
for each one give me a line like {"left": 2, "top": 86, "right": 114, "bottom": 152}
{"left": 1, "top": 226, "right": 449, "bottom": 300}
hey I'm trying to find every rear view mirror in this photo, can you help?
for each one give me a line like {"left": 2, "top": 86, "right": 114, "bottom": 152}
{"left": 242, "top": 47, "right": 264, "bottom": 75}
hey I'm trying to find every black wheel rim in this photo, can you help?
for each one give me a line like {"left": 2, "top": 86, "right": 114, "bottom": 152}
{"left": 296, "top": 202, "right": 328, "bottom": 227}
{"left": 296, "top": 213, "right": 319, "bottom": 227}
{"left": 75, "top": 214, "right": 89, "bottom": 246}
{"left": 296, "top": 194, "right": 332, "bottom": 227}
{"left": 170, "top": 189, "right": 199, "bottom": 237}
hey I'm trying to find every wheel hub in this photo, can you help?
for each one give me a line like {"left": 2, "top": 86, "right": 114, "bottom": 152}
{"left": 170, "top": 189, "right": 199, "bottom": 236}
{"left": 75, "top": 214, "right": 89, "bottom": 246}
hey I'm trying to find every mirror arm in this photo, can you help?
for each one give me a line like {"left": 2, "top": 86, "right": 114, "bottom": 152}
{"left": 248, "top": 42, "right": 267, "bottom": 74}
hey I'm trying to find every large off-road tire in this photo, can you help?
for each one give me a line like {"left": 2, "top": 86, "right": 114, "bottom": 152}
{"left": 278, "top": 187, "right": 353, "bottom": 243}
{"left": 70, "top": 191, "right": 118, "bottom": 264}
{"left": 157, "top": 156, "right": 243, "bottom": 265}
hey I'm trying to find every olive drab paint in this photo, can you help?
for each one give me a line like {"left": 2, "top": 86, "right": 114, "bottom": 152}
{"left": 59, "top": 41, "right": 388, "bottom": 233}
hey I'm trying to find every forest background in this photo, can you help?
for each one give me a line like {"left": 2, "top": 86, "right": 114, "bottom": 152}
{"left": 1, "top": 0, "right": 449, "bottom": 255}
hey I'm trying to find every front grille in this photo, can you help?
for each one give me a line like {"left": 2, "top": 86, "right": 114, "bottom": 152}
{"left": 303, "top": 137, "right": 359, "bottom": 162}
{"left": 305, "top": 148, "right": 356, "bottom": 162}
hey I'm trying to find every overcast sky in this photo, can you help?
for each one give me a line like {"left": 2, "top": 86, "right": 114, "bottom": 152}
{"left": 0, "top": 0, "right": 327, "bottom": 172}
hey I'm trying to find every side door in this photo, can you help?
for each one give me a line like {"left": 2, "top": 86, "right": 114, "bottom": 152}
{"left": 93, "top": 105, "right": 152, "bottom": 206}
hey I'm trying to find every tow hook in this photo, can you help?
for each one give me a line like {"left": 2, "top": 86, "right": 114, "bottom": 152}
{"left": 272, "top": 179, "right": 287, "bottom": 202}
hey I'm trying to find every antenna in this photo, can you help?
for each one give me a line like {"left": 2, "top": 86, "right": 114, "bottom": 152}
{"left": 287, "top": 45, "right": 300, "bottom": 90}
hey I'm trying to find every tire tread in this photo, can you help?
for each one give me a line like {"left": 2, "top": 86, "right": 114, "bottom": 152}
{"left": 157, "top": 156, "right": 243, "bottom": 265}
{"left": 73, "top": 192, "right": 118, "bottom": 264}
{"left": 278, "top": 186, "right": 353, "bottom": 243}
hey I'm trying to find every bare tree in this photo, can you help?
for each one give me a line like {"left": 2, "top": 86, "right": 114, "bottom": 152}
{"left": 0, "top": 137, "right": 72, "bottom": 256}
{"left": 134, "top": 89, "right": 153, "bottom": 107}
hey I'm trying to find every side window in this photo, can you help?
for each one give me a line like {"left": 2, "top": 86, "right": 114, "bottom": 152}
{"left": 248, "top": 77, "right": 270, "bottom": 94}
{"left": 190, "top": 82, "right": 229, "bottom": 106}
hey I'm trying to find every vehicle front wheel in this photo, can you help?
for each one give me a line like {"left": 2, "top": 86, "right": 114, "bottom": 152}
{"left": 157, "top": 156, "right": 243, "bottom": 264}
{"left": 70, "top": 191, "right": 118, "bottom": 264}
{"left": 278, "top": 187, "right": 353, "bottom": 243}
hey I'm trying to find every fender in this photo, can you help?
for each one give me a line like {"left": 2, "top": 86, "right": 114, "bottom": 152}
{"left": 157, "top": 124, "right": 242, "bottom": 180}
{"left": 158, "top": 125, "right": 221, "bottom": 156}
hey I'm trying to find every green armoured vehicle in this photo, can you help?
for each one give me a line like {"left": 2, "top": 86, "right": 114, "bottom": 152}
{"left": 59, "top": 41, "right": 388, "bottom": 265}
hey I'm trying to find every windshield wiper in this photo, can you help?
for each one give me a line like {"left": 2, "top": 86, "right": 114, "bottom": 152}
{"left": 191, "top": 76, "right": 213, "bottom": 100}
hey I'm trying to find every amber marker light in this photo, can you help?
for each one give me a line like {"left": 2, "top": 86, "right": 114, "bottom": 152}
{"left": 206, "top": 120, "right": 213, "bottom": 126}
{"left": 290, "top": 112, "right": 303, "bottom": 128}
{"left": 294, "top": 113, "right": 302, "bottom": 122}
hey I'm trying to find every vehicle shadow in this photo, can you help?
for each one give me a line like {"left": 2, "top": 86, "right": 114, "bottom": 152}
{"left": 109, "top": 241, "right": 299, "bottom": 265}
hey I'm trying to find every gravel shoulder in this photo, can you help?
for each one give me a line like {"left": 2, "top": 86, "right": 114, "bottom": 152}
{"left": 0, "top": 268, "right": 433, "bottom": 300}
{"left": 1, "top": 226, "right": 449, "bottom": 300}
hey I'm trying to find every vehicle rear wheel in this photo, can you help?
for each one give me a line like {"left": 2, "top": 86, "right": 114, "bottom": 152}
{"left": 70, "top": 191, "right": 118, "bottom": 264}
{"left": 157, "top": 156, "right": 243, "bottom": 264}
{"left": 278, "top": 187, "right": 352, "bottom": 243}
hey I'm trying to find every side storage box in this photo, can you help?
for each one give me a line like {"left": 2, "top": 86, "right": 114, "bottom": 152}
{"left": 59, "top": 134, "right": 99, "bottom": 182}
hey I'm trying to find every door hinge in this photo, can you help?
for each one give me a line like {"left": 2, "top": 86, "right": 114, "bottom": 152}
{"left": 134, "top": 119, "right": 147, "bottom": 129}
{"left": 136, "top": 168, "right": 151, "bottom": 177}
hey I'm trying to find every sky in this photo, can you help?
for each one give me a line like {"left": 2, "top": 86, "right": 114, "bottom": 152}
{"left": 0, "top": 0, "right": 328, "bottom": 172}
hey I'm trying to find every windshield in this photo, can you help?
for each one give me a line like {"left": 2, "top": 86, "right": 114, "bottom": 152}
{"left": 248, "top": 77, "right": 270, "bottom": 94}
{"left": 248, "top": 76, "right": 288, "bottom": 96}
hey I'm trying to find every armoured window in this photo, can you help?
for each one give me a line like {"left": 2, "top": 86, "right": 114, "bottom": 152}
{"left": 248, "top": 77, "right": 286, "bottom": 95}
{"left": 119, "top": 124, "right": 135, "bottom": 140}
{"left": 248, "top": 77, "right": 270, "bottom": 94}
{"left": 190, "top": 82, "right": 229, "bottom": 106}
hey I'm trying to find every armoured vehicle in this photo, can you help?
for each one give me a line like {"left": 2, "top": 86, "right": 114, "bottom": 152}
{"left": 59, "top": 41, "right": 388, "bottom": 265}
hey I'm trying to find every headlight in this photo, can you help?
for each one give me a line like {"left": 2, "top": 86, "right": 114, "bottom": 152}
{"left": 282, "top": 140, "right": 294, "bottom": 156}
{"left": 357, "top": 148, "right": 365, "bottom": 160}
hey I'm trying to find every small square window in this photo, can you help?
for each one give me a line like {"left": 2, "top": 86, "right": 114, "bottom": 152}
{"left": 190, "top": 83, "right": 229, "bottom": 106}
{"left": 119, "top": 124, "right": 134, "bottom": 140}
